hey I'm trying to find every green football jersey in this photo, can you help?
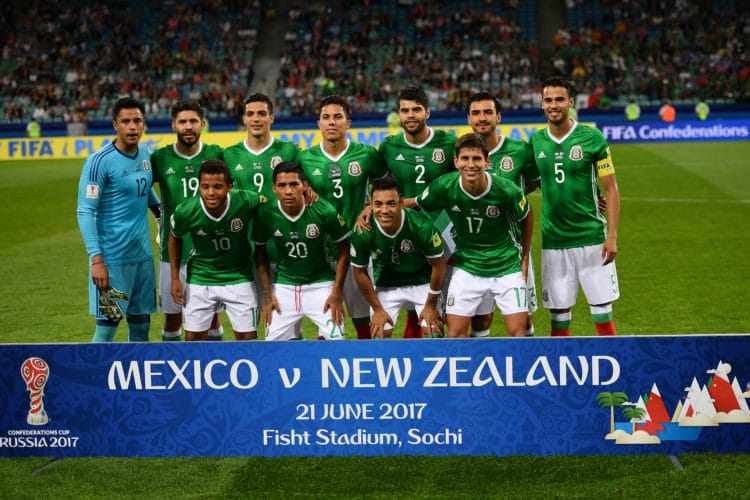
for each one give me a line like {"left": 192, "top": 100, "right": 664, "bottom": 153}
{"left": 253, "top": 198, "right": 350, "bottom": 285}
{"left": 529, "top": 123, "right": 614, "bottom": 249}
{"left": 151, "top": 142, "right": 224, "bottom": 262}
{"left": 170, "top": 189, "right": 263, "bottom": 285}
{"left": 378, "top": 128, "right": 457, "bottom": 198}
{"left": 487, "top": 136, "right": 540, "bottom": 189}
{"left": 222, "top": 137, "right": 301, "bottom": 200}
{"left": 350, "top": 208, "right": 444, "bottom": 287}
{"left": 417, "top": 171, "right": 529, "bottom": 277}
{"left": 223, "top": 137, "right": 300, "bottom": 262}
{"left": 298, "top": 140, "right": 387, "bottom": 259}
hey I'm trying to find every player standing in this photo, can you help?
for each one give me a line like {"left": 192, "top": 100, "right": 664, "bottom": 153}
{"left": 168, "top": 160, "right": 264, "bottom": 341}
{"left": 467, "top": 91, "right": 540, "bottom": 337}
{"left": 297, "top": 95, "right": 388, "bottom": 339}
{"left": 253, "top": 161, "right": 350, "bottom": 341}
{"left": 377, "top": 85, "right": 456, "bottom": 338}
{"left": 413, "top": 133, "right": 533, "bottom": 338}
{"left": 351, "top": 177, "right": 447, "bottom": 339}
{"left": 529, "top": 77, "right": 620, "bottom": 336}
{"left": 77, "top": 97, "right": 159, "bottom": 342}
{"left": 223, "top": 93, "right": 302, "bottom": 200}
{"left": 151, "top": 98, "right": 225, "bottom": 341}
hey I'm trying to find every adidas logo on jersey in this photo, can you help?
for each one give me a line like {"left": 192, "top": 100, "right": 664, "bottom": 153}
{"left": 234, "top": 164, "right": 244, "bottom": 171}
{"left": 312, "top": 168, "right": 323, "bottom": 176}
{"left": 451, "top": 205, "right": 461, "bottom": 212}
{"left": 395, "top": 154, "right": 405, "bottom": 161}
{"left": 537, "top": 151, "right": 546, "bottom": 159}
{"left": 165, "top": 167, "right": 175, "bottom": 175}
{"left": 273, "top": 230, "right": 283, "bottom": 237}
{"left": 196, "top": 229, "right": 207, "bottom": 236}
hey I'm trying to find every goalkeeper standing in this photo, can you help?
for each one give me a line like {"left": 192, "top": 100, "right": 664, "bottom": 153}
{"left": 77, "top": 97, "right": 160, "bottom": 342}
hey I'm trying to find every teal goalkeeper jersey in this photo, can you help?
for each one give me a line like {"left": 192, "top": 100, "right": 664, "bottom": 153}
{"left": 77, "top": 142, "right": 154, "bottom": 265}
{"left": 151, "top": 142, "right": 224, "bottom": 262}
{"left": 416, "top": 171, "right": 529, "bottom": 277}
{"left": 529, "top": 122, "right": 614, "bottom": 249}
{"left": 253, "top": 198, "right": 350, "bottom": 285}
{"left": 378, "top": 128, "right": 457, "bottom": 198}
{"left": 170, "top": 189, "right": 263, "bottom": 285}
{"left": 350, "top": 208, "right": 444, "bottom": 287}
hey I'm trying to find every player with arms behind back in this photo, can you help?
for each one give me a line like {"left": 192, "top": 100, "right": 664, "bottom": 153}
{"left": 151, "top": 98, "right": 225, "bottom": 341}
{"left": 297, "top": 95, "right": 388, "bottom": 339}
{"left": 529, "top": 76, "right": 621, "bottom": 336}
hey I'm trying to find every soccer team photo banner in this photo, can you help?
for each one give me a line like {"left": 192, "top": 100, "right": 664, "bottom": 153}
{"left": 2, "top": 335, "right": 750, "bottom": 458}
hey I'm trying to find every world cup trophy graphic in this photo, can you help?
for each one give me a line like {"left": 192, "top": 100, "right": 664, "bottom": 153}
{"left": 21, "top": 357, "right": 49, "bottom": 425}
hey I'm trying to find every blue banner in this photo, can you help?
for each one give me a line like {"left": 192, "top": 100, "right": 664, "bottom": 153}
{"left": 599, "top": 119, "right": 750, "bottom": 143}
{"left": 2, "top": 336, "right": 749, "bottom": 457}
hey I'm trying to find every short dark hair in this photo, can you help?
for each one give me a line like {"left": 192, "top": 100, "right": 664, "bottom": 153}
{"left": 397, "top": 85, "right": 428, "bottom": 109}
{"left": 454, "top": 133, "right": 489, "bottom": 159}
{"left": 466, "top": 91, "right": 501, "bottom": 114}
{"left": 541, "top": 76, "right": 576, "bottom": 99}
{"left": 171, "top": 98, "right": 204, "bottom": 120}
{"left": 272, "top": 161, "right": 307, "bottom": 184}
{"left": 112, "top": 97, "right": 145, "bottom": 120}
{"left": 244, "top": 93, "right": 274, "bottom": 115}
{"left": 319, "top": 95, "right": 350, "bottom": 118}
{"left": 199, "top": 159, "right": 232, "bottom": 184}
{"left": 371, "top": 175, "right": 403, "bottom": 198}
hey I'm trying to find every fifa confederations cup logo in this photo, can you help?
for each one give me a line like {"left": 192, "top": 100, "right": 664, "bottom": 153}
{"left": 21, "top": 357, "right": 49, "bottom": 425}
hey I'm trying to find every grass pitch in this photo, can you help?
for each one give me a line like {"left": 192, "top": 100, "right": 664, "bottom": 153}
{"left": 0, "top": 142, "right": 748, "bottom": 497}
{"left": 0, "top": 142, "right": 747, "bottom": 340}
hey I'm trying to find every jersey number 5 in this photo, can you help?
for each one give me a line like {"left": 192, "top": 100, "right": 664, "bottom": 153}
{"left": 554, "top": 162, "right": 565, "bottom": 183}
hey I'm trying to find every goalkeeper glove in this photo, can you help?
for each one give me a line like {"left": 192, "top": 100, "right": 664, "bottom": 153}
{"left": 98, "top": 286, "right": 129, "bottom": 322}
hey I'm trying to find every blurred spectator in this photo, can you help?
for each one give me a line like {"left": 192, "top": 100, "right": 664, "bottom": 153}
{"left": 624, "top": 99, "right": 641, "bottom": 121}
{"left": 695, "top": 99, "right": 710, "bottom": 120}
{"left": 26, "top": 118, "right": 41, "bottom": 138}
{"left": 659, "top": 101, "right": 676, "bottom": 122}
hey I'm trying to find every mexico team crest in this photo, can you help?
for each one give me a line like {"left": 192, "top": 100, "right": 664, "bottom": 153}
{"left": 306, "top": 224, "right": 320, "bottom": 239}
{"left": 569, "top": 145, "right": 583, "bottom": 161}
{"left": 142, "top": 160, "right": 150, "bottom": 171}
{"left": 348, "top": 161, "right": 362, "bottom": 176}
{"left": 271, "top": 156, "right": 283, "bottom": 168}
{"left": 499, "top": 156, "right": 514, "bottom": 172}
{"left": 432, "top": 149, "right": 446, "bottom": 163}
{"left": 230, "top": 218, "right": 244, "bottom": 232}
{"left": 486, "top": 205, "right": 500, "bottom": 218}
{"left": 399, "top": 239, "right": 414, "bottom": 253}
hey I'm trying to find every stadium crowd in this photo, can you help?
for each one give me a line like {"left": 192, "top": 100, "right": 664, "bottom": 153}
{"left": 1, "top": 0, "right": 747, "bottom": 123}
{"left": 1, "top": 0, "right": 263, "bottom": 123}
